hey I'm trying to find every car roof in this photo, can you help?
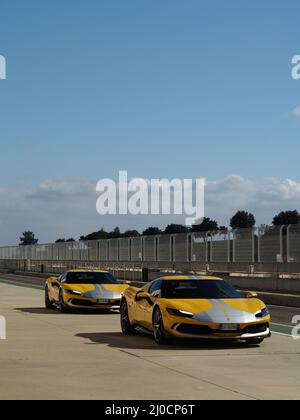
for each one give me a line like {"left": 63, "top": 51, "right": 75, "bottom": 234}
{"left": 157, "top": 275, "right": 223, "bottom": 281}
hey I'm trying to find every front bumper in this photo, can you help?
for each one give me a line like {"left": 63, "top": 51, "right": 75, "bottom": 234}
{"left": 169, "top": 321, "right": 271, "bottom": 340}
{"left": 65, "top": 297, "right": 121, "bottom": 310}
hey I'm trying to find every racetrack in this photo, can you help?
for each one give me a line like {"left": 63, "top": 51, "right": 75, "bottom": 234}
{"left": 0, "top": 279, "right": 300, "bottom": 400}
{"left": 0, "top": 272, "right": 298, "bottom": 325}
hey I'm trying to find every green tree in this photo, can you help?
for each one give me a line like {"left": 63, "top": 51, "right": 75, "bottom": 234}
{"left": 191, "top": 218, "right": 218, "bottom": 232}
{"left": 230, "top": 211, "right": 256, "bottom": 229}
{"left": 80, "top": 228, "right": 108, "bottom": 241}
{"left": 273, "top": 210, "right": 300, "bottom": 226}
{"left": 123, "top": 230, "right": 140, "bottom": 237}
{"left": 142, "top": 227, "right": 163, "bottom": 236}
{"left": 108, "top": 227, "right": 121, "bottom": 239}
{"left": 19, "top": 231, "right": 38, "bottom": 246}
{"left": 164, "top": 224, "right": 189, "bottom": 234}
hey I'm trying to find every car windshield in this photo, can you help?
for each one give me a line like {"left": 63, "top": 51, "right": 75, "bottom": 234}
{"left": 161, "top": 280, "right": 241, "bottom": 299}
{"left": 65, "top": 272, "right": 119, "bottom": 285}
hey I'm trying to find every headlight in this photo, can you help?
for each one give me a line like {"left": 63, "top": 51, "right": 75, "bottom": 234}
{"left": 166, "top": 308, "right": 194, "bottom": 318}
{"left": 256, "top": 307, "right": 269, "bottom": 318}
{"left": 65, "top": 290, "right": 82, "bottom": 296}
{"left": 261, "top": 307, "right": 270, "bottom": 317}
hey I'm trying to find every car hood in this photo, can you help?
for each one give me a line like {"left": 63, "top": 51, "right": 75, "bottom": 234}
{"left": 162, "top": 298, "right": 266, "bottom": 324}
{"left": 63, "top": 283, "right": 129, "bottom": 299}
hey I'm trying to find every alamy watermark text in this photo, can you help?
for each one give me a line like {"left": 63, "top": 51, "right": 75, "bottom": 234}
{"left": 0, "top": 316, "right": 6, "bottom": 340}
{"left": 292, "top": 55, "right": 300, "bottom": 80}
{"left": 0, "top": 55, "right": 6, "bottom": 80}
{"left": 292, "top": 315, "right": 300, "bottom": 340}
{"left": 96, "top": 171, "right": 205, "bottom": 226}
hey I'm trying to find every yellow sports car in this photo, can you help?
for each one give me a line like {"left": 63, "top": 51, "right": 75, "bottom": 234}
{"left": 45, "top": 269, "right": 129, "bottom": 312}
{"left": 120, "top": 275, "right": 271, "bottom": 345}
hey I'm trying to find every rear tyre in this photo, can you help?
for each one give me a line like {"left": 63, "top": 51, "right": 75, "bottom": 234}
{"left": 120, "top": 300, "right": 135, "bottom": 335}
{"left": 59, "top": 290, "right": 69, "bottom": 313}
{"left": 45, "top": 286, "right": 54, "bottom": 309}
{"left": 153, "top": 307, "right": 171, "bottom": 345}
{"left": 245, "top": 337, "right": 264, "bottom": 345}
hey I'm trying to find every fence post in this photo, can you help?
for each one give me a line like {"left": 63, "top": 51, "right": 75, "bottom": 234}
{"left": 252, "top": 228, "right": 255, "bottom": 263}
{"left": 117, "top": 239, "right": 120, "bottom": 262}
{"left": 187, "top": 233, "right": 191, "bottom": 262}
{"left": 257, "top": 227, "right": 261, "bottom": 263}
{"left": 140, "top": 237, "right": 143, "bottom": 262}
{"left": 210, "top": 232, "right": 214, "bottom": 263}
{"left": 280, "top": 225, "right": 285, "bottom": 262}
{"left": 287, "top": 224, "right": 292, "bottom": 263}
{"left": 232, "top": 230, "right": 236, "bottom": 263}
{"left": 227, "top": 230, "right": 231, "bottom": 263}
{"left": 107, "top": 240, "right": 110, "bottom": 261}
{"left": 205, "top": 232, "right": 209, "bottom": 262}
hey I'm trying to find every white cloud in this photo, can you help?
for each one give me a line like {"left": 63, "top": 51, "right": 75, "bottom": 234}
{"left": 0, "top": 175, "right": 300, "bottom": 245}
{"left": 291, "top": 106, "right": 300, "bottom": 119}
{"left": 28, "top": 177, "right": 95, "bottom": 198}
{"left": 205, "top": 176, "right": 300, "bottom": 226}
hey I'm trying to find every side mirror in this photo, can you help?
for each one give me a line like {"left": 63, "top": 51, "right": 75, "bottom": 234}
{"left": 135, "top": 291, "right": 151, "bottom": 301}
{"left": 246, "top": 291, "right": 258, "bottom": 299}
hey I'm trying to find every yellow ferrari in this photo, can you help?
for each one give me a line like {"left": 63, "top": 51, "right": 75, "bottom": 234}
{"left": 45, "top": 269, "right": 129, "bottom": 312}
{"left": 120, "top": 275, "right": 271, "bottom": 345}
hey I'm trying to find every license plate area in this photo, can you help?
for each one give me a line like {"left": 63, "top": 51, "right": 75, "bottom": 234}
{"left": 220, "top": 323, "right": 239, "bottom": 331}
{"left": 97, "top": 299, "right": 110, "bottom": 304}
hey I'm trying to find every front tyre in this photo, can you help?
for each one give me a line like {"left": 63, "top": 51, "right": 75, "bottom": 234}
{"left": 120, "top": 300, "right": 135, "bottom": 335}
{"left": 153, "top": 307, "right": 171, "bottom": 345}
{"left": 59, "top": 290, "right": 69, "bottom": 313}
{"left": 45, "top": 286, "right": 54, "bottom": 309}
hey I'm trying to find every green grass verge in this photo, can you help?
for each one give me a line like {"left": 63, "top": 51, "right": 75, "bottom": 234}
{"left": 270, "top": 323, "right": 293, "bottom": 336}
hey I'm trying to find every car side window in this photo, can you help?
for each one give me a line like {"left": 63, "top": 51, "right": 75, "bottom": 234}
{"left": 60, "top": 273, "right": 67, "bottom": 283}
{"left": 149, "top": 281, "right": 162, "bottom": 298}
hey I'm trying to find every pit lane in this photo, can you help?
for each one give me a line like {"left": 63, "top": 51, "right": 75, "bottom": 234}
{"left": 0, "top": 280, "right": 300, "bottom": 400}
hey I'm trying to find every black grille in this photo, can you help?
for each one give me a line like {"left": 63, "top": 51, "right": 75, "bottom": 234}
{"left": 175, "top": 322, "right": 268, "bottom": 336}
{"left": 70, "top": 299, "right": 94, "bottom": 306}
{"left": 70, "top": 299, "right": 120, "bottom": 307}
{"left": 176, "top": 324, "right": 213, "bottom": 335}
{"left": 241, "top": 323, "right": 268, "bottom": 334}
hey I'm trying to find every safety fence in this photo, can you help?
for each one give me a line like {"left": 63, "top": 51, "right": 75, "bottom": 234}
{"left": 0, "top": 225, "right": 299, "bottom": 264}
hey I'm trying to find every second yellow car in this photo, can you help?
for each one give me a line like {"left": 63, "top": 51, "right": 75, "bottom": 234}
{"left": 45, "top": 269, "right": 129, "bottom": 312}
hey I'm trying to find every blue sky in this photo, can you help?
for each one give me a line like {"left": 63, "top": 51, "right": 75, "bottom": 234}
{"left": 0, "top": 1, "right": 300, "bottom": 243}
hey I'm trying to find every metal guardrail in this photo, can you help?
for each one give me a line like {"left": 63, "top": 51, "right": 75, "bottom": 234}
{"left": 0, "top": 225, "right": 298, "bottom": 264}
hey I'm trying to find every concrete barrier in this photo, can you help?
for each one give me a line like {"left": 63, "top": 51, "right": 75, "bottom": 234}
{"left": 252, "top": 291, "right": 300, "bottom": 308}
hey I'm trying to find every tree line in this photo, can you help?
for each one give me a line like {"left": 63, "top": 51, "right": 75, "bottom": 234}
{"left": 19, "top": 210, "right": 300, "bottom": 245}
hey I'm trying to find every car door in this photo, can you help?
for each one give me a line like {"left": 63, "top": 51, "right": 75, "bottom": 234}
{"left": 143, "top": 280, "right": 163, "bottom": 330}
{"left": 134, "top": 285, "right": 151, "bottom": 326}
{"left": 50, "top": 274, "right": 63, "bottom": 302}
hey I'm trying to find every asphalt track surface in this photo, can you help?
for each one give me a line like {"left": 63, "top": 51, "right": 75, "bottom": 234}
{"left": 0, "top": 276, "right": 300, "bottom": 399}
